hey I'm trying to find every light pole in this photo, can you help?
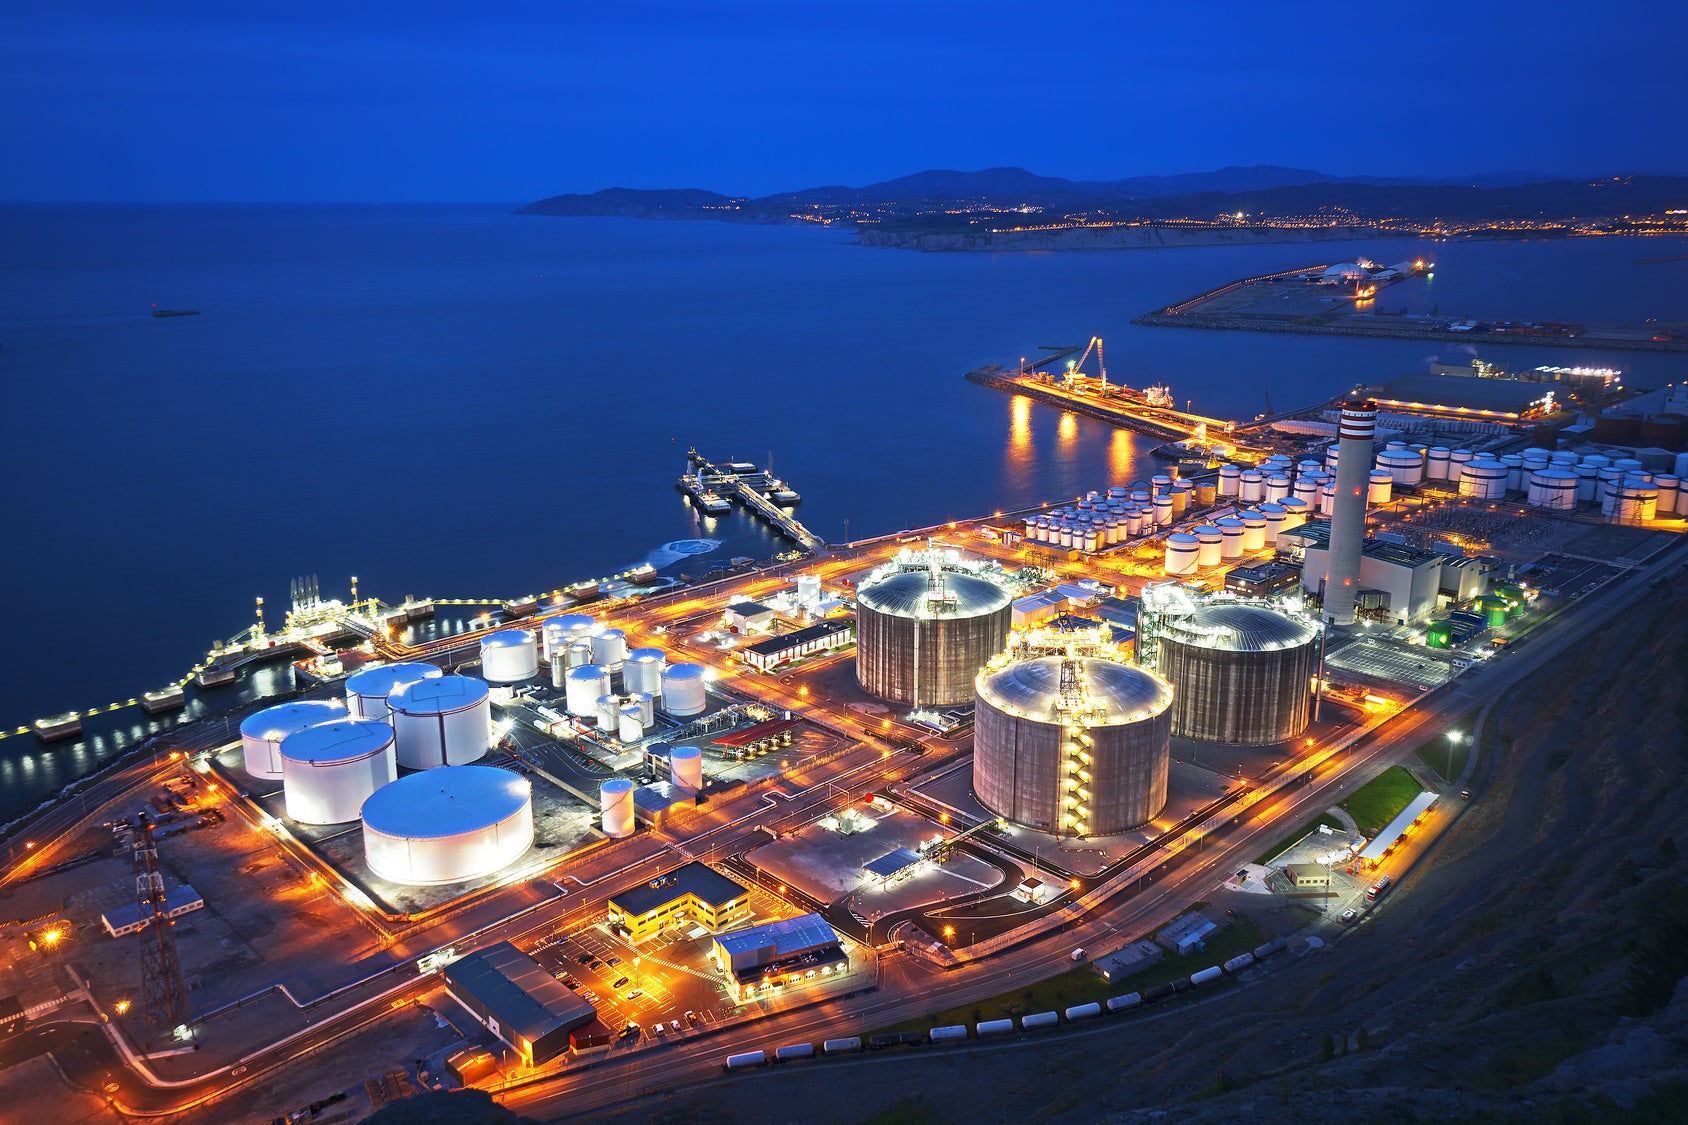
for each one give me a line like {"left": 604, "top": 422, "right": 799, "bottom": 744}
{"left": 1445, "top": 730, "right": 1463, "bottom": 782}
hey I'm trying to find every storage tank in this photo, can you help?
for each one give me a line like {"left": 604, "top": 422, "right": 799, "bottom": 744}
{"left": 1218, "top": 464, "right": 1241, "bottom": 497}
{"left": 1239, "top": 470, "right": 1265, "bottom": 503}
{"left": 1426, "top": 447, "right": 1452, "bottom": 480}
{"left": 565, "top": 664, "right": 611, "bottom": 717}
{"left": 1152, "top": 495, "right": 1173, "bottom": 527}
{"left": 1502, "top": 453, "right": 1526, "bottom": 493}
{"left": 361, "top": 765, "right": 533, "bottom": 886}
{"left": 1448, "top": 449, "right": 1475, "bottom": 480}
{"left": 1265, "top": 474, "right": 1292, "bottom": 503}
{"left": 1164, "top": 533, "right": 1199, "bottom": 576}
{"left": 973, "top": 655, "right": 1174, "bottom": 835}
{"left": 1528, "top": 467, "right": 1578, "bottom": 510}
{"left": 1279, "top": 497, "right": 1311, "bottom": 530}
{"left": 1259, "top": 503, "right": 1287, "bottom": 547}
{"left": 345, "top": 662, "right": 441, "bottom": 721}
{"left": 1216, "top": 517, "right": 1245, "bottom": 560}
{"left": 1653, "top": 475, "right": 1680, "bottom": 516}
{"left": 1367, "top": 469, "right": 1393, "bottom": 506}
{"left": 240, "top": 700, "right": 348, "bottom": 780}
{"left": 1240, "top": 510, "right": 1266, "bottom": 552}
{"left": 855, "top": 561, "right": 1013, "bottom": 707}
{"left": 1376, "top": 448, "right": 1424, "bottom": 486}
{"left": 625, "top": 648, "right": 667, "bottom": 694}
{"left": 565, "top": 641, "right": 593, "bottom": 668}
{"left": 635, "top": 691, "right": 656, "bottom": 724}
{"left": 1292, "top": 474, "right": 1320, "bottom": 508}
{"left": 661, "top": 663, "right": 709, "bottom": 716}
{"left": 670, "top": 744, "right": 704, "bottom": 790}
{"left": 1616, "top": 478, "right": 1658, "bottom": 523}
{"left": 279, "top": 717, "right": 397, "bottom": 826}
{"left": 596, "top": 694, "right": 620, "bottom": 729}
{"left": 388, "top": 675, "right": 492, "bottom": 769}
{"left": 544, "top": 614, "right": 597, "bottom": 660}
{"left": 1550, "top": 449, "right": 1577, "bottom": 466}
{"left": 1144, "top": 603, "right": 1319, "bottom": 745}
{"left": 600, "top": 778, "right": 635, "bottom": 838}
{"left": 1152, "top": 474, "right": 1172, "bottom": 495}
{"left": 479, "top": 629, "right": 538, "bottom": 684}
{"left": 590, "top": 628, "right": 628, "bottom": 672}
{"left": 1460, "top": 459, "right": 1508, "bottom": 499}
{"left": 1171, "top": 482, "right": 1192, "bottom": 516}
{"left": 1319, "top": 481, "right": 1337, "bottom": 516}
{"left": 617, "top": 704, "right": 644, "bottom": 743}
{"left": 551, "top": 657, "right": 568, "bottom": 689}
{"left": 1195, "top": 482, "right": 1217, "bottom": 507}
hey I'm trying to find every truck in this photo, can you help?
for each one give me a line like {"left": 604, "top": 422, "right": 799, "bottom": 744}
{"left": 1365, "top": 874, "right": 1394, "bottom": 901}
{"left": 1069, "top": 947, "right": 1086, "bottom": 962}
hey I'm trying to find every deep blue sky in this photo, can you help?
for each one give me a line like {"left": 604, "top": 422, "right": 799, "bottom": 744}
{"left": 5, "top": 1, "right": 1684, "bottom": 202}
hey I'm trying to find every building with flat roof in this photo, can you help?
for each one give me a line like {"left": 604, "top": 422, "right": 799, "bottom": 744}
{"left": 1155, "top": 910, "right": 1217, "bottom": 955}
{"left": 607, "top": 862, "right": 748, "bottom": 942}
{"left": 1366, "top": 374, "right": 1558, "bottom": 421}
{"left": 1281, "top": 524, "right": 1443, "bottom": 624}
{"left": 1225, "top": 560, "right": 1303, "bottom": 600}
{"left": 725, "top": 602, "right": 776, "bottom": 634}
{"left": 713, "top": 913, "right": 846, "bottom": 1000}
{"left": 1358, "top": 791, "right": 1438, "bottom": 866}
{"left": 101, "top": 885, "right": 204, "bottom": 937}
{"left": 1283, "top": 862, "right": 1333, "bottom": 890}
{"left": 739, "top": 619, "right": 854, "bottom": 672}
{"left": 441, "top": 942, "right": 597, "bottom": 1066}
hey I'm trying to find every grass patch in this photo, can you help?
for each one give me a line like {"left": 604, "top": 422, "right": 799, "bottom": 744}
{"left": 1339, "top": 765, "right": 1424, "bottom": 837}
{"left": 1413, "top": 732, "right": 1471, "bottom": 783}
{"left": 1254, "top": 813, "right": 1346, "bottom": 865}
{"left": 871, "top": 917, "right": 1265, "bottom": 1036}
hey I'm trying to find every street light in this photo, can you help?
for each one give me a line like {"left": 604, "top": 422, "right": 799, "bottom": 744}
{"left": 114, "top": 999, "right": 131, "bottom": 1016}
{"left": 1445, "top": 730, "right": 1463, "bottom": 781}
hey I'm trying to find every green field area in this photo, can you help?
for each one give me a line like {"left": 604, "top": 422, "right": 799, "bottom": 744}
{"left": 873, "top": 916, "right": 1265, "bottom": 1036}
{"left": 1414, "top": 732, "right": 1472, "bottom": 783}
{"left": 1255, "top": 813, "right": 1346, "bottom": 865}
{"left": 1339, "top": 765, "right": 1424, "bottom": 837}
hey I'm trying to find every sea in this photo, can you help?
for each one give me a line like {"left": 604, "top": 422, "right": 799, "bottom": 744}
{"left": 1, "top": 203, "right": 1683, "bottom": 822}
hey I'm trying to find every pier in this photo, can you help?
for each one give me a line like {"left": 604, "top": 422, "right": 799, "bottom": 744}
{"left": 679, "top": 451, "right": 825, "bottom": 552}
{"left": 964, "top": 362, "right": 1233, "bottom": 443}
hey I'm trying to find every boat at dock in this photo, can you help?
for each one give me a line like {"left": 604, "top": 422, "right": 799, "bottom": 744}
{"left": 33, "top": 713, "right": 83, "bottom": 742}
{"left": 764, "top": 479, "right": 801, "bottom": 505}
{"left": 195, "top": 665, "right": 237, "bottom": 688}
{"left": 140, "top": 685, "right": 187, "bottom": 715}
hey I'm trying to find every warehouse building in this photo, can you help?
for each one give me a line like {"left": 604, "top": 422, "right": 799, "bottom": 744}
{"left": 607, "top": 862, "right": 749, "bottom": 942}
{"left": 739, "top": 619, "right": 854, "bottom": 672}
{"left": 713, "top": 913, "right": 846, "bottom": 1000}
{"left": 441, "top": 942, "right": 597, "bottom": 1066}
{"left": 725, "top": 602, "right": 777, "bottom": 634}
{"left": 1224, "top": 560, "right": 1303, "bottom": 601}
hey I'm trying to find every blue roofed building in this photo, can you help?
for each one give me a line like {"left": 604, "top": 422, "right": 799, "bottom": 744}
{"left": 711, "top": 913, "right": 847, "bottom": 1000}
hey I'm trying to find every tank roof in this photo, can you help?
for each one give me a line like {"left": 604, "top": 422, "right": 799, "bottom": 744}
{"left": 345, "top": 662, "right": 441, "bottom": 697}
{"left": 480, "top": 629, "right": 535, "bottom": 649}
{"left": 976, "top": 657, "right": 1172, "bottom": 725}
{"left": 389, "top": 674, "right": 489, "bottom": 712}
{"left": 361, "top": 765, "right": 530, "bottom": 838}
{"left": 1162, "top": 604, "right": 1317, "bottom": 652}
{"left": 280, "top": 717, "right": 393, "bottom": 764}
{"left": 663, "top": 663, "right": 706, "bottom": 680}
{"left": 858, "top": 570, "right": 1010, "bottom": 619}
{"left": 240, "top": 699, "right": 346, "bottom": 740}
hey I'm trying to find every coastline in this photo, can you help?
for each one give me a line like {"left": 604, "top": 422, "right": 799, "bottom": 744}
{"left": 852, "top": 223, "right": 1396, "bottom": 252}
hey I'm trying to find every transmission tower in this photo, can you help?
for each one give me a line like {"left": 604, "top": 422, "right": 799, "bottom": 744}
{"left": 133, "top": 813, "right": 191, "bottom": 1041}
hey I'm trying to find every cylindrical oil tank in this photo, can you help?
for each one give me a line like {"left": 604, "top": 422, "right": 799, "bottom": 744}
{"left": 671, "top": 744, "right": 704, "bottom": 790}
{"left": 635, "top": 691, "right": 656, "bottom": 724}
{"left": 1152, "top": 474, "right": 1172, "bottom": 495}
{"left": 1324, "top": 444, "right": 1341, "bottom": 470}
{"left": 1216, "top": 517, "right": 1245, "bottom": 559}
{"left": 600, "top": 778, "right": 635, "bottom": 838}
{"left": 1171, "top": 482, "right": 1192, "bottom": 516}
{"left": 1502, "top": 454, "right": 1526, "bottom": 492}
{"left": 1376, "top": 448, "right": 1424, "bottom": 486}
{"left": 1528, "top": 467, "right": 1578, "bottom": 510}
{"left": 1460, "top": 459, "right": 1508, "bottom": 499}
{"left": 618, "top": 704, "right": 643, "bottom": 743}
{"left": 1279, "top": 496, "right": 1310, "bottom": 529}
{"left": 973, "top": 655, "right": 1173, "bottom": 835}
{"left": 1152, "top": 495, "right": 1173, "bottom": 526}
{"left": 1195, "top": 482, "right": 1217, "bottom": 507}
{"left": 565, "top": 664, "right": 611, "bottom": 717}
{"left": 479, "top": 629, "right": 538, "bottom": 683}
{"left": 1319, "top": 481, "right": 1337, "bottom": 516}
{"left": 1152, "top": 604, "right": 1319, "bottom": 744}
{"left": 854, "top": 569, "right": 1012, "bottom": 707}
{"left": 1617, "top": 478, "right": 1657, "bottom": 522}
{"left": 661, "top": 663, "right": 709, "bottom": 715}
{"left": 1449, "top": 449, "right": 1475, "bottom": 479}
{"left": 596, "top": 694, "right": 620, "bottom": 729}
{"left": 1265, "top": 474, "right": 1292, "bottom": 503}
{"left": 1426, "top": 447, "right": 1452, "bottom": 479}
{"left": 1240, "top": 510, "right": 1267, "bottom": 552}
{"left": 545, "top": 614, "right": 597, "bottom": 660}
{"left": 551, "top": 657, "right": 567, "bottom": 689}
{"left": 1218, "top": 464, "right": 1240, "bottom": 497}
{"left": 1580, "top": 453, "right": 1611, "bottom": 471}
{"left": 1164, "top": 533, "right": 1199, "bottom": 576}
{"left": 591, "top": 628, "right": 628, "bottom": 672}
{"left": 625, "top": 648, "right": 667, "bottom": 694}
{"left": 1239, "top": 470, "right": 1265, "bottom": 503}
{"left": 1192, "top": 525, "right": 1222, "bottom": 568}
{"left": 1573, "top": 464, "right": 1599, "bottom": 503}
{"left": 1654, "top": 475, "right": 1680, "bottom": 515}
{"left": 240, "top": 699, "right": 348, "bottom": 780}
{"left": 388, "top": 675, "right": 491, "bottom": 769}
{"left": 1613, "top": 457, "right": 1645, "bottom": 476}
{"left": 361, "top": 765, "right": 533, "bottom": 886}
{"left": 345, "top": 662, "right": 441, "bottom": 721}
{"left": 279, "top": 717, "right": 397, "bottom": 825}
{"left": 1367, "top": 469, "right": 1393, "bottom": 506}
{"left": 566, "top": 641, "right": 593, "bottom": 668}
{"left": 1259, "top": 503, "right": 1287, "bottom": 547}
{"left": 1292, "top": 475, "right": 1320, "bottom": 508}
{"left": 1549, "top": 449, "right": 1577, "bottom": 465}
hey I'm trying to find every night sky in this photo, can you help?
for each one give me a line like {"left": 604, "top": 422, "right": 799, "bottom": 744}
{"left": 4, "top": 1, "right": 1684, "bottom": 202}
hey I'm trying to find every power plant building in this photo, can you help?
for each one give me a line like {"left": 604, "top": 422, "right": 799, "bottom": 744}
{"left": 855, "top": 547, "right": 1013, "bottom": 707}
{"left": 1280, "top": 524, "right": 1443, "bottom": 625}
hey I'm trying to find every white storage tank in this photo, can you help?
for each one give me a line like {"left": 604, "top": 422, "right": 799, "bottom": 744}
{"left": 345, "top": 662, "right": 440, "bottom": 721}
{"left": 1319, "top": 481, "right": 1337, "bottom": 517}
{"left": 1616, "top": 478, "right": 1658, "bottom": 522}
{"left": 1426, "top": 447, "right": 1452, "bottom": 480}
{"left": 625, "top": 648, "right": 667, "bottom": 694}
{"left": 591, "top": 628, "right": 628, "bottom": 672}
{"left": 1367, "top": 469, "right": 1393, "bottom": 506}
{"left": 600, "top": 778, "right": 635, "bottom": 838}
{"left": 566, "top": 641, "right": 594, "bottom": 668}
{"left": 635, "top": 691, "right": 656, "bottom": 724}
{"left": 565, "top": 664, "right": 611, "bottom": 717}
{"left": 1449, "top": 449, "right": 1475, "bottom": 479}
{"left": 545, "top": 614, "right": 597, "bottom": 660}
{"left": 551, "top": 657, "right": 568, "bottom": 689}
{"left": 1218, "top": 464, "right": 1241, "bottom": 497}
{"left": 1152, "top": 495, "right": 1173, "bottom": 527}
{"left": 279, "top": 717, "right": 397, "bottom": 826}
{"left": 671, "top": 744, "right": 704, "bottom": 790}
{"left": 1654, "top": 475, "right": 1680, "bottom": 516}
{"left": 240, "top": 700, "right": 348, "bottom": 780}
{"left": 1240, "top": 510, "right": 1267, "bottom": 552}
{"left": 661, "top": 663, "right": 708, "bottom": 716}
{"left": 1376, "top": 448, "right": 1425, "bottom": 486}
{"left": 1502, "top": 453, "right": 1526, "bottom": 492}
{"left": 1164, "top": 533, "right": 1199, "bottom": 576}
{"left": 1259, "top": 503, "right": 1287, "bottom": 547}
{"left": 1528, "top": 467, "right": 1578, "bottom": 510}
{"left": 618, "top": 704, "right": 644, "bottom": 743}
{"left": 592, "top": 693, "right": 617, "bottom": 729}
{"left": 1239, "top": 470, "right": 1265, "bottom": 503}
{"left": 1279, "top": 496, "right": 1311, "bottom": 529}
{"left": 1216, "top": 517, "right": 1245, "bottom": 559}
{"left": 1265, "top": 474, "right": 1292, "bottom": 503}
{"left": 1292, "top": 475, "right": 1320, "bottom": 508}
{"left": 1152, "top": 474, "right": 1172, "bottom": 495}
{"left": 388, "top": 675, "right": 492, "bottom": 769}
{"left": 361, "top": 765, "right": 533, "bottom": 886}
{"left": 1460, "top": 459, "right": 1508, "bottom": 499}
{"left": 479, "top": 629, "right": 538, "bottom": 684}
{"left": 1193, "top": 525, "right": 1222, "bottom": 568}
{"left": 1550, "top": 449, "right": 1578, "bottom": 465}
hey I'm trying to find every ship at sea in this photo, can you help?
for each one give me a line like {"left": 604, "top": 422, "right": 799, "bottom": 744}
{"left": 151, "top": 308, "right": 201, "bottom": 318}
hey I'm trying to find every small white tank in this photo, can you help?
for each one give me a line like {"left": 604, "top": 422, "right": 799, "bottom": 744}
{"left": 1218, "top": 464, "right": 1241, "bottom": 497}
{"left": 661, "top": 663, "right": 708, "bottom": 716}
{"left": 1152, "top": 495, "right": 1173, "bottom": 526}
{"left": 1319, "top": 482, "right": 1337, "bottom": 516}
{"left": 1240, "top": 509, "right": 1267, "bottom": 552}
{"left": 479, "top": 629, "right": 538, "bottom": 684}
{"left": 1265, "top": 474, "right": 1292, "bottom": 503}
{"left": 1426, "top": 447, "right": 1452, "bottom": 480}
{"left": 1367, "top": 469, "right": 1393, "bottom": 506}
{"left": 1292, "top": 475, "right": 1320, "bottom": 507}
{"left": 1279, "top": 497, "right": 1311, "bottom": 530}
{"left": 1258, "top": 502, "right": 1287, "bottom": 547}
{"left": 618, "top": 704, "right": 644, "bottom": 743}
{"left": 625, "top": 648, "right": 667, "bottom": 694}
{"left": 671, "top": 744, "right": 704, "bottom": 790}
{"left": 600, "top": 778, "right": 635, "bottom": 838}
{"left": 1502, "top": 453, "right": 1526, "bottom": 492}
{"left": 566, "top": 641, "right": 593, "bottom": 668}
{"left": 590, "top": 628, "right": 628, "bottom": 672}
{"left": 1164, "top": 533, "right": 1199, "bottom": 575}
{"left": 1216, "top": 517, "right": 1245, "bottom": 559}
{"left": 635, "top": 691, "right": 656, "bottom": 724}
{"left": 1193, "top": 525, "right": 1223, "bottom": 568}
{"left": 596, "top": 693, "right": 620, "bottom": 729}
{"left": 1152, "top": 475, "right": 1172, "bottom": 495}
{"left": 551, "top": 657, "right": 567, "bottom": 689}
{"left": 1239, "top": 470, "right": 1265, "bottom": 503}
{"left": 1460, "top": 459, "right": 1508, "bottom": 499}
{"left": 565, "top": 664, "right": 611, "bottom": 717}
{"left": 345, "top": 662, "right": 441, "bottom": 721}
{"left": 1653, "top": 475, "right": 1680, "bottom": 516}
{"left": 1550, "top": 449, "right": 1578, "bottom": 465}
{"left": 1377, "top": 448, "right": 1425, "bottom": 486}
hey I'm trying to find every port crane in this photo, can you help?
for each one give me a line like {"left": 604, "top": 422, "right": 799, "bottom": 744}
{"left": 1066, "top": 336, "right": 1107, "bottom": 391}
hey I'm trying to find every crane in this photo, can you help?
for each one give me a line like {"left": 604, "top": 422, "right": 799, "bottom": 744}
{"left": 1066, "top": 336, "right": 1106, "bottom": 392}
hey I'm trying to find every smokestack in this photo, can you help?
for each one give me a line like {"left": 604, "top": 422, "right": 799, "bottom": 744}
{"left": 1323, "top": 400, "right": 1376, "bottom": 625}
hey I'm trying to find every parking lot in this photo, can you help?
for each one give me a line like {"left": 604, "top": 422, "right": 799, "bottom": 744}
{"left": 527, "top": 924, "right": 734, "bottom": 1046}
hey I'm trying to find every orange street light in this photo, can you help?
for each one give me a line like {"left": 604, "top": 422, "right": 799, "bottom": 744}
{"left": 114, "top": 999, "right": 132, "bottom": 1015}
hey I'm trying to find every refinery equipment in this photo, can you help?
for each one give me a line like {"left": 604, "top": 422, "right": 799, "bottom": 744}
{"left": 240, "top": 699, "right": 348, "bottom": 779}
{"left": 661, "top": 663, "right": 709, "bottom": 716}
{"left": 671, "top": 744, "right": 704, "bottom": 789}
{"left": 543, "top": 614, "right": 597, "bottom": 661}
{"left": 1323, "top": 401, "right": 1377, "bottom": 625}
{"left": 1137, "top": 585, "right": 1319, "bottom": 745}
{"left": 565, "top": 665, "right": 612, "bottom": 717}
{"left": 973, "top": 626, "right": 1174, "bottom": 836}
{"left": 388, "top": 675, "right": 492, "bottom": 769}
{"left": 345, "top": 662, "right": 442, "bottom": 720}
{"left": 855, "top": 546, "right": 1013, "bottom": 707}
{"left": 591, "top": 628, "right": 628, "bottom": 672}
{"left": 479, "top": 629, "right": 538, "bottom": 683}
{"left": 361, "top": 766, "right": 534, "bottom": 886}
{"left": 279, "top": 717, "right": 398, "bottom": 825}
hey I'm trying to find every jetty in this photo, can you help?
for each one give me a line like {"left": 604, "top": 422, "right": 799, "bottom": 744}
{"left": 679, "top": 451, "right": 824, "bottom": 552}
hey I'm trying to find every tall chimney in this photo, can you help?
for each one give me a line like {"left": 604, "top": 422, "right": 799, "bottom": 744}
{"left": 1323, "top": 400, "right": 1377, "bottom": 625}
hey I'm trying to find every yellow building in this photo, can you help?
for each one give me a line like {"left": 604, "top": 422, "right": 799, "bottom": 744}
{"left": 607, "top": 862, "right": 748, "bottom": 942}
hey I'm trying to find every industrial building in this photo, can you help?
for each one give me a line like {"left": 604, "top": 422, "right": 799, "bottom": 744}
{"left": 361, "top": 765, "right": 534, "bottom": 886}
{"left": 1223, "top": 560, "right": 1302, "bottom": 601}
{"left": 739, "top": 619, "right": 854, "bottom": 672}
{"left": 441, "top": 942, "right": 597, "bottom": 1066}
{"left": 606, "top": 862, "right": 749, "bottom": 942}
{"left": 724, "top": 602, "right": 776, "bottom": 634}
{"left": 1282, "top": 524, "right": 1445, "bottom": 625}
{"left": 973, "top": 626, "right": 1174, "bottom": 836}
{"left": 855, "top": 546, "right": 1013, "bottom": 707}
{"left": 712, "top": 913, "right": 846, "bottom": 1000}
{"left": 1282, "top": 863, "right": 1333, "bottom": 890}
{"left": 1136, "top": 587, "right": 1319, "bottom": 746}
{"left": 1365, "top": 374, "right": 1559, "bottom": 422}
{"left": 101, "top": 885, "right": 203, "bottom": 937}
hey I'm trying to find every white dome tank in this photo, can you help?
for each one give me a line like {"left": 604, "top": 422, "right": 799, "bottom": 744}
{"left": 1164, "top": 533, "right": 1199, "bottom": 576}
{"left": 544, "top": 614, "right": 597, "bottom": 660}
{"left": 1367, "top": 468, "right": 1393, "bottom": 506}
{"left": 388, "top": 675, "right": 491, "bottom": 769}
{"left": 1265, "top": 474, "right": 1292, "bottom": 503}
{"left": 551, "top": 657, "right": 568, "bottom": 689}
{"left": 479, "top": 629, "right": 538, "bottom": 684}
{"left": 618, "top": 704, "right": 644, "bottom": 743}
{"left": 635, "top": 691, "right": 656, "bottom": 724}
{"left": 1239, "top": 470, "right": 1265, "bottom": 503}
{"left": 1502, "top": 454, "right": 1526, "bottom": 492}
{"left": 345, "top": 662, "right": 441, "bottom": 721}
{"left": 1426, "top": 447, "right": 1452, "bottom": 480}
{"left": 1616, "top": 478, "right": 1657, "bottom": 522}
{"left": 1449, "top": 449, "right": 1475, "bottom": 476}
{"left": 1257, "top": 502, "right": 1287, "bottom": 547}
{"left": 565, "top": 641, "right": 593, "bottom": 669}
{"left": 1550, "top": 450, "right": 1578, "bottom": 465}
{"left": 671, "top": 744, "right": 704, "bottom": 790}
{"left": 1193, "top": 525, "right": 1223, "bottom": 568}
{"left": 590, "top": 628, "right": 628, "bottom": 672}
{"left": 1319, "top": 481, "right": 1337, "bottom": 516}
{"left": 1240, "top": 509, "right": 1267, "bottom": 552}
{"left": 661, "top": 663, "right": 708, "bottom": 716}
{"left": 1152, "top": 475, "right": 1172, "bottom": 495}
{"left": 1528, "top": 467, "right": 1578, "bottom": 510}
{"left": 240, "top": 699, "right": 348, "bottom": 780}
{"left": 1579, "top": 453, "right": 1611, "bottom": 471}
{"left": 361, "top": 765, "right": 533, "bottom": 886}
{"left": 565, "top": 664, "right": 611, "bottom": 717}
{"left": 600, "top": 778, "right": 635, "bottom": 838}
{"left": 1292, "top": 475, "right": 1320, "bottom": 507}
{"left": 1377, "top": 448, "right": 1425, "bottom": 486}
{"left": 1152, "top": 495, "right": 1173, "bottom": 526}
{"left": 1218, "top": 464, "right": 1241, "bottom": 497}
{"left": 1653, "top": 475, "right": 1680, "bottom": 516}
{"left": 280, "top": 717, "right": 397, "bottom": 826}
{"left": 1216, "top": 517, "right": 1245, "bottom": 559}
{"left": 596, "top": 694, "right": 620, "bottom": 729}
{"left": 1460, "top": 459, "right": 1508, "bottom": 499}
{"left": 1279, "top": 496, "right": 1310, "bottom": 530}
{"left": 625, "top": 648, "right": 667, "bottom": 695}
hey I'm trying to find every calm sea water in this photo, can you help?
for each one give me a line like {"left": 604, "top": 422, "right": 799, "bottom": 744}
{"left": 1, "top": 204, "right": 1683, "bottom": 819}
